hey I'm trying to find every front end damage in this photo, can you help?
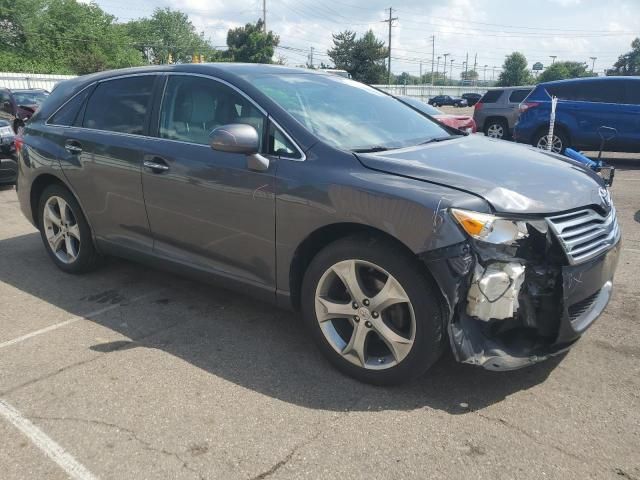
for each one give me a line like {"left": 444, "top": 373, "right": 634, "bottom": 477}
{"left": 422, "top": 214, "right": 620, "bottom": 371}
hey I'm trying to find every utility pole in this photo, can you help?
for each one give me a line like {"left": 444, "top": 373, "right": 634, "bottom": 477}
{"left": 383, "top": 7, "right": 398, "bottom": 85}
{"left": 483, "top": 64, "right": 488, "bottom": 84}
{"left": 436, "top": 56, "right": 441, "bottom": 84}
{"left": 492, "top": 66, "right": 497, "bottom": 81}
{"left": 419, "top": 61, "right": 422, "bottom": 82}
{"left": 550, "top": 55, "right": 557, "bottom": 64}
{"left": 473, "top": 53, "right": 477, "bottom": 86}
{"left": 442, "top": 53, "right": 449, "bottom": 84}
{"left": 450, "top": 59, "right": 454, "bottom": 85}
{"left": 464, "top": 52, "right": 468, "bottom": 83}
{"left": 430, "top": 35, "right": 435, "bottom": 86}
{"left": 589, "top": 56, "right": 597, "bottom": 73}
{"left": 263, "top": 0, "right": 266, "bottom": 32}
{"left": 309, "top": 47, "right": 314, "bottom": 68}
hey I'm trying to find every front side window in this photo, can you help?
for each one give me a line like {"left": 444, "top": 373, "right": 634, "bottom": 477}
{"left": 159, "top": 75, "right": 265, "bottom": 147}
{"left": 250, "top": 74, "right": 450, "bottom": 151}
{"left": 83, "top": 75, "right": 155, "bottom": 135}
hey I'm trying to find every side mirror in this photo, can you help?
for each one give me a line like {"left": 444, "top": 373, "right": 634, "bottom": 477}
{"left": 2, "top": 101, "right": 11, "bottom": 113}
{"left": 209, "top": 124, "right": 259, "bottom": 154}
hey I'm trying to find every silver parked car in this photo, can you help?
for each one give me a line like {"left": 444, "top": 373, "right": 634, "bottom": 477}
{"left": 473, "top": 87, "right": 532, "bottom": 139}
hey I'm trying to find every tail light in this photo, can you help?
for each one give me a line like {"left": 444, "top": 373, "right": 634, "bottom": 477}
{"left": 474, "top": 102, "right": 483, "bottom": 111}
{"left": 519, "top": 102, "right": 539, "bottom": 113}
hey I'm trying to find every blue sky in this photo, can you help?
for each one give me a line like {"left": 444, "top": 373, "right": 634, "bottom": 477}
{"left": 87, "top": 0, "right": 639, "bottom": 78}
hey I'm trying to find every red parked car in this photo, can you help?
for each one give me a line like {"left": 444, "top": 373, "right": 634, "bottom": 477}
{"left": 0, "top": 88, "right": 49, "bottom": 135}
{"left": 397, "top": 95, "right": 476, "bottom": 133}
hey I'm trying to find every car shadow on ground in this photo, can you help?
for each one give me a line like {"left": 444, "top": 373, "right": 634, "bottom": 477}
{"left": 1, "top": 232, "right": 562, "bottom": 414}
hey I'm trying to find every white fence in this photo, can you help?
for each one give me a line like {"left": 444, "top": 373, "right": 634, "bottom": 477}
{"left": 0, "top": 72, "right": 77, "bottom": 91}
{"left": 372, "top": 84, "right": 494, "bottom": 100}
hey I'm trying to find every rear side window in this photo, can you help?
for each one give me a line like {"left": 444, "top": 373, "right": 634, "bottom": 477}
{"left": 480, "top": 90, "right": 502, "bottom": 103}
{"left": 48, "top": 86, "right": 92, "bottom": 126}
{"left": 625, "top": 80, "right": 640, "bottom": 104}
{"left": 508, "top": 89, "right": 530, "bottom": 103}
{"left": 83, "top": 76, "right": 155, "bottom": 134}
{"left": 547, "top": 81, "right": 625, "bottom": 104}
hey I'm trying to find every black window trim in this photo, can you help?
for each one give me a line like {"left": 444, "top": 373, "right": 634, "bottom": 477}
{"left": 153, "top": 72, "right": 306, "bottom": 161}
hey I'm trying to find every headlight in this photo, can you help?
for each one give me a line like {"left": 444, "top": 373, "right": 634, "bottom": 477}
{"left": 450, "top": 208, "right": 528, "bottom": 244}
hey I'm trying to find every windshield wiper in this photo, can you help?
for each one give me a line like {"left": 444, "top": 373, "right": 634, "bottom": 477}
{"left": 419, "top": 135, "right": 463, "bottom": 145}
{"left": 351, "top": 146, "right": 392, "bottom": 153}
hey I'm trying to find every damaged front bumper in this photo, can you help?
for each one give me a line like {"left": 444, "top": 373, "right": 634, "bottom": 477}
{"left": 422, "top": 221, "right": 621, "bottom": 371}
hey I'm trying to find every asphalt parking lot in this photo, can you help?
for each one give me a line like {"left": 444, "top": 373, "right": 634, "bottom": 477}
{"left": 0, "top": 154, "right": 639, "bottom": 480}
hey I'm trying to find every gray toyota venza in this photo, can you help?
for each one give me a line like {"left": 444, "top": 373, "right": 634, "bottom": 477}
{"left": 16, "top": 64, "right": 620, "bottom": 385}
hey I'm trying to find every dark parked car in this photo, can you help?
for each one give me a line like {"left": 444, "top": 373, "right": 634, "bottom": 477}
{"left": 428, "top": 95, "right": 467, "bottom": 107}
{"left": 461, "top": 92, "right": 482, "bottom": 106}
{"left": 17, "top": 65, "right": 620, "bottom": 384}
{"left": 0, "top": 88, "right": 49, "bottom": 134}
{"left": 514, "top": 76, "right": 640, "bottom": 153}
{"left": 0, "top": 119, "right": 17, "bottom": 184}
{"left": 473, "top": 87, "right": 532, "bottom": 139}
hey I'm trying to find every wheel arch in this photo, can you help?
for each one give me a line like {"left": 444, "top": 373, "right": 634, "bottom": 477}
{"left": 29, "top": 173, "right": 96, "bottom": 248}
{"left": 288, "top": 222, "right": 443, "bottom": 312}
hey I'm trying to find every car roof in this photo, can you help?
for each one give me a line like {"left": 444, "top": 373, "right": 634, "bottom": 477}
{"left": 540, "top": 76, "right": 640, "bottom": 87}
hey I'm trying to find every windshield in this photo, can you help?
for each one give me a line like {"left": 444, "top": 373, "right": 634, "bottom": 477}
{"left": 398, "top": 96, "right": 443, "bottom": 116}
{"left": 250, "top": 73, "right": 450, "bottom": 151}
{"left": 13, "top": 91, "right": 49, "bottom": 106}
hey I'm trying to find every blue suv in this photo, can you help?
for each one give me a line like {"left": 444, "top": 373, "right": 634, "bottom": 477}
{"left": 514, "top": 76, "right": 640, "bottom": 153}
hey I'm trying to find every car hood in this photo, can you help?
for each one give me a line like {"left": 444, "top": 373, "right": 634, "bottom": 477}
{"left": 356, "top": 135, "right": 605, "bottom": 214}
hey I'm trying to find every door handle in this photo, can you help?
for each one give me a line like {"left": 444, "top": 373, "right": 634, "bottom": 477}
{"left": 143, "top": 158, "right": 170, "bottom": 173}
{"left": 64, "top": 140, "right": 82, "bottom": 154}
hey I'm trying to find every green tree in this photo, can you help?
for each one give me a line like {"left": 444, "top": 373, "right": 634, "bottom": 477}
{"left": 538, "top": 61, "right": 592, "bottom": 82}
{"left": 125, "top": 8, "right": 215, "bottom": 65}
{"left": 607, "top": 38, "right": 640, "bottom": 76}
{"left": 328, "top": 30, "right": 387, "bottom": 83}
{"left": 497, "top": 52, "right": 534, "bottom": 86}
{"left": 460, "top": 70, "right": 479, "bottom": 81}
{"left": 0, "top": 0, "right": 143, "bottom": 74}
{"left": 225, "top": 19, "right": 279, "bottom": 63}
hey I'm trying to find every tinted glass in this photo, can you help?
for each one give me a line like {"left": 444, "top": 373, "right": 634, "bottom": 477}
{"left": 48, "top": 87, "right": 91, "bottom": 126}
{"left": 546, "top": 80, "right": 625, "bottom": 104}
{"left": 83, "top": 76, "right": 155, "bottom": 134}
{"left": 159, "top": 75, "right": 265, "bottom": 146}
{"left": 268, "top": 122, "right": 300, "bottom": 159}
{"left": 251, "top": 74, "right": 449, "bottom": 151}
{"left": 509, "top": 89, "right": 530, "bottom": 103}
{"left": 0, "top": 91, "right": 12, "bottom": 104}
{"left": 480, "top": 90, "right": 502, "bottom": 103}
{"left": 13, "top": 91, "right": 49, "bottom": 106}
{"left": 625, "top": 80, "right": 640, "bottom": 104}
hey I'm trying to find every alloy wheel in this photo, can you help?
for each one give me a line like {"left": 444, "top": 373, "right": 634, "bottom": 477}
{"left": 486, "top": 123, "right": 504, "bottom": 139}
{"left": 314, "top": 259, "right": 416, "bottom": 370}
{"left": 536, "top": 134, "right": 563, "bottom": 154}
{"left": 42, "top": 196, "right": 81, "bottom": 264}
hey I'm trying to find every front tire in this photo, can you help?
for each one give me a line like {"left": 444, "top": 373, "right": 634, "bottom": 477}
{"left": 37, "top": 184, "right": 102, "bottom": 273}
{"left": 301, "top": 234, "right": 445, "bottom": 385}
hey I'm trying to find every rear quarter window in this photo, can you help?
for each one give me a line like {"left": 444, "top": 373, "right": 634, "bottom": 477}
{"left": 48, "top": 86, "right": 92, "bottom": 126}
{"left": 508, "top": 89, "right": 531, "bottom": 103}
{"left": 480, "top": 90, "right": 502, "bottom": 103}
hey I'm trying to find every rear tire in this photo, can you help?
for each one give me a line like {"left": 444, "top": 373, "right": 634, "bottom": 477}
{"left": 301, "top": 234, "right": 445, "bottom": 385}
{"left": 37, "top": 184, "right": 102, "bottom": 274}
{"left": 533, "top": 129, "right": 568, "bottom": 154}
{"left": 484, "top": 119, "right": 509, "bottom": 140}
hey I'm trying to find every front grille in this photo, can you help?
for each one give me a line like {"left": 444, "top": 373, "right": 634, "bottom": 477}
{"left": 546, "top": 207, "right": 620, "bottom": 265}
{"left": 568, "top": 289, "right": 601, "bottom": 322}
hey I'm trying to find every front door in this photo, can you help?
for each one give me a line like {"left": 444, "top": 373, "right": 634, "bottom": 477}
{"left": 141, "top": 74, "right": 277, "bottom": 290}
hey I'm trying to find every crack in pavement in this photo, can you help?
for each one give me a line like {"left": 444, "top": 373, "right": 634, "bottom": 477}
{"left": 474, "top": 411, "right": 588, "bottom": 464}
{"left": 249, "top": 396, "right": 364, "bottom": 480}
{"left": 30, "top": 415, "right": 205, "bottom": 480}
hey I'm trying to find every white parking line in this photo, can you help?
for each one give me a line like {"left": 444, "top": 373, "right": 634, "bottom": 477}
{"left": 0, "top": 290, "right": 161, "bottom": 350}
{"left": 0, "top": 398, "right": 99, "bottom": 480}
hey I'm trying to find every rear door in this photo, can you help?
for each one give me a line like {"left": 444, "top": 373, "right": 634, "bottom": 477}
{"left": 57, "top": 74, "right": 161, "bottom": 253}
{"left": 620, "top": 79, "right": 640, "bottom": 151}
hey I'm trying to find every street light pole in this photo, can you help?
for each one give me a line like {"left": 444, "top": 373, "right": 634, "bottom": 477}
{"left": 442, "top": 53, "right": 449, "bottom": 85}
{"left": 430, "top": 35, "right": 435, "bottom": 86}
{"left": 589, "top": 56, "right": 597, "bottom": 73}
{"left": 450, "top": 59, "right": 454, "bottom": 85}
{"left": 436, "top": 56, "right": 441, "bottom": 84}
{"left": 550, "top": 55, "right": 557, "bottom": 64}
